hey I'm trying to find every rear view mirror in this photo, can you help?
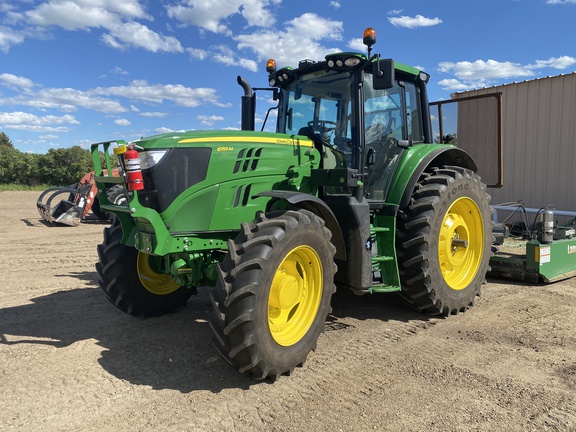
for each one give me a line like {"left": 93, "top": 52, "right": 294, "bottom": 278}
{"left": 373, "top": 58, "right": 395, "bottom": 90}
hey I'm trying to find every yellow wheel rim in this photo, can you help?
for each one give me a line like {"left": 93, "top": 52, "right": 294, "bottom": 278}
{"left": 438, "top": 197, "right": 484, "bottom": 290}
{"left": 268, "top": 245, "right": 323, "bottom": 346}
{"left": 137, "top": 252, "right": 180, "bottom": 295}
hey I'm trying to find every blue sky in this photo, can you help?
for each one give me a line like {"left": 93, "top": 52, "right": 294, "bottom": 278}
{"left": 1, "top": 0, "right": 575, "bottom": 153}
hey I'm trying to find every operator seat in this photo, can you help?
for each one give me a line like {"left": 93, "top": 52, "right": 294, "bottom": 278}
{"left": 298, "top": 126, "right": 341, "bottom": 169}
{"left": 365, "top": 117, "right": 399, "bottom": 200}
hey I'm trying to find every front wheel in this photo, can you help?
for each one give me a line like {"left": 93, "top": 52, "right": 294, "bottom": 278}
{"left": 90, "top": 196, "right": 107, "bottom": 219}
{"left": 96, "top": 219, "right": 194, "bottom": 317}
{"left": 91, "top": 186, "right": 127, "bottom": 220}
{"left": 209, "top": 210, "right": 337, "bottom": 381}
{"left": 396, "top": 166, "right": 492, "bottom": 316}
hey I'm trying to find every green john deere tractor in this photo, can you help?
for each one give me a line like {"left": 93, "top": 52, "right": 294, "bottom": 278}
{"left": 91, "top": 28, "right": 492, "bottom": 380}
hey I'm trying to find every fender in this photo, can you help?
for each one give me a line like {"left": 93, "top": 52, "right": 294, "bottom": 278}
{"left": 255, "top": 190, "right": 346, "bottom": 260}
{"left": 387, "top": 145, "right": 477, "bottom": 209}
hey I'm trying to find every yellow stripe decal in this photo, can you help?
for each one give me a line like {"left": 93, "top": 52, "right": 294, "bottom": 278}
{"left": 177, "top": 136, "right": 313, "bottom": 147}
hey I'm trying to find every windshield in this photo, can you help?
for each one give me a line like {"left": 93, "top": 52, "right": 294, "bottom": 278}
{"left": 279, "top": 66, "right": 425, "bottom": 200}
{"left": 283, "top": 69, "right": 354, "bottom": 168}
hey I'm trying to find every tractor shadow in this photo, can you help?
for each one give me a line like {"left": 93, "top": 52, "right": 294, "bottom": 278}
{"left": 328, "top": 288, "right": 431, "bottom": 325}
{"left": 0, "top": 273, "right": 429, "bottom": 393}
{"left": 81, "top": 215, "right": 114, "bottom": 225}
{"left": 31, "top": 216, "right": 112, "bottom": 227}
{"left": 0, "top": 279, "right": 252, "bottom": 393}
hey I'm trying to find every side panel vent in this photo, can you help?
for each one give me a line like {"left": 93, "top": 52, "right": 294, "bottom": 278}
{"left": 233, "top": 184, "right": 253, "bottom": 207}
{"left": 233, "top": 148, "right": 263, "bottom": 174}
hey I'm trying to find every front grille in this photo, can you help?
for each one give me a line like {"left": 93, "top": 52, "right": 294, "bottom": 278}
{"left": 142, "top": 147, "right": 211, "bottom": 212}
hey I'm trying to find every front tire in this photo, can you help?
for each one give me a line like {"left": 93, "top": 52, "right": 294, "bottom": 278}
{"left": 209, "top": 210, "right": 337, "bottom": 381}
{"left": 90, "top": 196, "right": 107, "bottom": 219}
{"left": 96, "top": 219, "right": 193, "bottom": 317}
{"left": 396, "top": 166, "right": 491, "bottom": 316}
{"left": 91, "top": 186, "right": 127, "bottom": 220}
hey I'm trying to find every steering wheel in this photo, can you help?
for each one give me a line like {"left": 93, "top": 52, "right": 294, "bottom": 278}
{"left": 307, "top": 120, "right": 337, "bottom": 133}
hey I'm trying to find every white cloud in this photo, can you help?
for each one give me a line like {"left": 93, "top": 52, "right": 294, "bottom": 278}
{"left": 0, "top": 73, "right": 35, "bottom": 89}
{"left": 93, "top": 80, "right": 223, "bottom": 108}
{"left": 114, "top": 118, "right": 131, "bottom": 126}
{"left": 166, "top": 0, "right": 280, "bottom": 34}
{"left": 18, "top": 0, "right": 182, "bottom": 53}
{"left": 34, "top": 87, "right": 127, "bottom": 113}
{"left": 387, "top": 9, "right": 404, "bottom": 15}
{"left": 187, "top": 47, "right": 209, "bottom": 61}
{"left": 329, "top": 1, "right": 341, "bottom": 9}
{"left": 438, "top": 78, "right": 474, "bottom": 92}
{"left": 140, "top": 112, "right": 168, "bottom": 117}
{"left": 348, "top": 38, "right": 366, "bottom": 52}
{"left": 0, "top": 74, "right": 225, "bottom": 115}
{"left": 0, "top": 26, "right": 26, "bottom": 53}
{"left": 113, "top": 66, "right": 129, "bottom": 75}
{"left": 0, "top": 93, "right": 123, "bottom": 113}
{"left": 26, "top": 1, "right": 122, "bottom": 30}
{"left": 531, "top": 56, "right": 576, "bottom": 69}
{"left": 212, "top": 45, "right": 258, "bottom": 72}
{"left": 187, "top": 45, "right": 256, "bottom": 71}
{"left": 240, "top": 0, "right": 281, "bottom": 27}
{"left": 388, "top": 15, "right": 442, "bottom": 29}
{"left": 438, "top": 56, "right": 576, "bottom": 91}
{"left": 235, "top": 13, "right": 343, "bottom": 68}
{"left": 198, "top": 114, "right": 224, "bottom": 126}
{"left": 155, "top": 126, "right": 177, "bottom": 134}
{"left": 546, "top": 0, "right": 576, "bottom": 3}
{"left": 438, "top": 59, "right": 533, "bottom": 80}
{"left": 102, "top": 21, "right": 183, "bottom": 53}
{"left": 0, "top": 111, "right": 79, "bottom": 132}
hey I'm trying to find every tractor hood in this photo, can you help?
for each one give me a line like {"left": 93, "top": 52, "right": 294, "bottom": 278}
{"left": 131, "top": 130, "right": 301, "bottom": 150}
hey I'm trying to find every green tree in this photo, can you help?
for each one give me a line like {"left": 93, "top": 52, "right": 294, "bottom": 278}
{"left": 0, "top": 145, "right": 24, "bottom": 183}
{"left": 0, "top": 131, "right": 14, "bottom": 148}
{"left": 0, "top": 138, "right": 95, "bottom": 186}
{"left": 39, "top": 146, "right": 94, "bottom": 185}
{"left": 21, "top": 152, "right": 42, "bottom": 185}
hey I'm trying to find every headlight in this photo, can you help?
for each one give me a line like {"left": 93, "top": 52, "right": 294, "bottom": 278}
{"left": 139, "top": 150, "right": 168, "bottom": 170}
{"left": 344, "top": 57, "right": 361, "bottom": 67}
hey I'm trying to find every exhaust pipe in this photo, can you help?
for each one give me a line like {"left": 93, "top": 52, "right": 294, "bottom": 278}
{"left": 237, "top": 76, "right": 255, "bottom": 131}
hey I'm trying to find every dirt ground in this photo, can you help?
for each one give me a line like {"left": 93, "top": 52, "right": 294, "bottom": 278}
{"left": 1, "top": 191, "right": 575, "bottom": 432}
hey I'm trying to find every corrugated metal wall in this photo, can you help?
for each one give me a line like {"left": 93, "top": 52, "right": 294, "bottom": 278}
{"left": 454, "top": 73, "right": 576, "bottom": 215}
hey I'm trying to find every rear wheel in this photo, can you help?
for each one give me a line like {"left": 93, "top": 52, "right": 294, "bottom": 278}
{"left": 396, "top": 166, "right": 491, "bottom": 315}
{"left": 96, "top": 219, "right": 193, "bottom": 317}
{"left": 209, "top": 210, "right": 337, "bottom": 380}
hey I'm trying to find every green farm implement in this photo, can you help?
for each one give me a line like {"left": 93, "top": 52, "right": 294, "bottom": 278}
{"left": 490, "top": 205, "right": 576, "bottom": 283}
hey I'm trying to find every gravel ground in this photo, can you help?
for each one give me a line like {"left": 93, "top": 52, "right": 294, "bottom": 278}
{"left": 1, "top": 191, "right": 575, "bottom": 431}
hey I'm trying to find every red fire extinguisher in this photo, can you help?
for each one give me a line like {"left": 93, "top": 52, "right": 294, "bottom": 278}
{"left": 123, "top": 146, "right": 144, "bottom": 191}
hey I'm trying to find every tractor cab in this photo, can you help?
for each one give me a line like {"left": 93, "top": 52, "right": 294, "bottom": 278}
{"left": 253, "top": 28, "right": 432, "bottom": 204}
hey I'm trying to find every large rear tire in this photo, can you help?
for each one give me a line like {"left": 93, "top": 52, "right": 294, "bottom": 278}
{"left": 396, "top": 166, "right": 491, "bottom": 316}
{"left": 209, "top": 210, "right": 337, "bottom": 381}
{"left": 96, "top": 219, "right": 193, "bottom": 317}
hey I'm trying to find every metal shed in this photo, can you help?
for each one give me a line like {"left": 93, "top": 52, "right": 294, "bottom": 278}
{"left": 452, "top": 72, "right": 576, "bottom": 217}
